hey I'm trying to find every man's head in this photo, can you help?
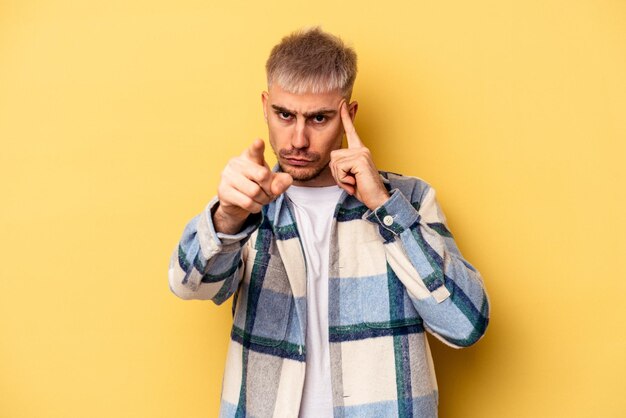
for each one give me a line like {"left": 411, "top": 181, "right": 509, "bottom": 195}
{"left": 265, "top": 26, "right": 357, "bottom": 98}
{"left": 262, "top": 27, "right": 359, "bottom": 187}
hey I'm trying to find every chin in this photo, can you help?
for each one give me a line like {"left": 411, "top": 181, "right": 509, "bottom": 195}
{"left": 280, "top": 163, "right": 325, "bottom": 182}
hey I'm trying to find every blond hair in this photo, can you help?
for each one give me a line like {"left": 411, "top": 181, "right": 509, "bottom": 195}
{"left": 265, "top": 27, "right": 357, "bottom": 97}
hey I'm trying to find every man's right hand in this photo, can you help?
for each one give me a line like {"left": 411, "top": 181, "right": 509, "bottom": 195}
{"left": 213, "top": 139, "right": 293, "bottom": 235}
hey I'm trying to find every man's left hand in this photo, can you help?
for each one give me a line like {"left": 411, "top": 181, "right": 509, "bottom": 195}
{"left": 330, "top": 101, "right": 390, "bottom": 211}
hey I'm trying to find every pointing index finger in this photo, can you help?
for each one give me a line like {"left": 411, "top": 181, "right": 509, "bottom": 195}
{"left": 340, "top": 101, "right": 363, "bottom": 149}
{"left": 243, "top": 138, "right": 267, "bottom": 166}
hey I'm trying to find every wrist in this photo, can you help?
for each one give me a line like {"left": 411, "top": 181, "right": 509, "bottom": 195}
{"left": 367, "top": 190, "right": 390, "bottom": 211}
{"left": 213, "top": 203, "right": 248, "bottom": 235}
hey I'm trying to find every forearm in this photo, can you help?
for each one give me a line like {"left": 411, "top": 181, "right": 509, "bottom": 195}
{"left": 388, "top": 233, "right": 489, "bottom": 347}
{"left": 168, "top": 197, "right": 260, "bottom": 304}
{"left": 365, "top": 181, "right": 490, "bottom": 347}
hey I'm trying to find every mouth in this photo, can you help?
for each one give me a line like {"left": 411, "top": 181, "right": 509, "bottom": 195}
{"left": 284, "top": 158, "right": 313, "bottom": 166}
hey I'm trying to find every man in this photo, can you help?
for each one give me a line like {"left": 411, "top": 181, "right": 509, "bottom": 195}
{"left": 169, "top": 27, "right": 489, "bottom": 418}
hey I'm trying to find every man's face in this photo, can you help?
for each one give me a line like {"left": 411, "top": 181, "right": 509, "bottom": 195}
{"left": 262, "top": 84, "right": 357, "bottom": 187}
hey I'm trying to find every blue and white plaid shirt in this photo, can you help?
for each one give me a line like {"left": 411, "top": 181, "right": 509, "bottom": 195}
{"left": 169, "top": 171, "right": 490, "bottom": 418}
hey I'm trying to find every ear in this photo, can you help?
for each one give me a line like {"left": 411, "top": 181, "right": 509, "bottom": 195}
{"left": 261, "top": 91, "right": 269, "bottom": 122}
{"left": 348, "top": 100, "right": 358, "bottom": 122}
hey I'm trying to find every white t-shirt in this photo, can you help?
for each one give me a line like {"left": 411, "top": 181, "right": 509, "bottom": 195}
{"left": 285, "top": 184, "right": 343, "bottom": 418}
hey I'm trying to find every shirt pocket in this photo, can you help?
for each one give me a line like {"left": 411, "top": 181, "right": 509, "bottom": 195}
{"left": 365, "top": 316, "right": 423, "bottom": 330}
{"left": 232, "top": 247, "right": 293, "bottom": 347}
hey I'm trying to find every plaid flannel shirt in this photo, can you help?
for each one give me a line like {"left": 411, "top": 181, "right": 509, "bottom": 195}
{"left": 169, "top": 171, "right": 490, "bottom": 418}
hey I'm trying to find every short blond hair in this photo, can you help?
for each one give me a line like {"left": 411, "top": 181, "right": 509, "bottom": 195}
{"left": 265, "top": 27, "right": 357, "bottom": 97}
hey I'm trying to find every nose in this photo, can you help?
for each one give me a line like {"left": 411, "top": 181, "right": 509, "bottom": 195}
{"left": 291, "top": 118, "right": 309, "bottom": 149}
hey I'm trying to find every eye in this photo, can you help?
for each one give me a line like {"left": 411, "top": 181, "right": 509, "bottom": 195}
{"left": 277, "top": 111, "right": 293, "bottom": 121}
{"left": 312, "top": 114, "right": 326, "bottom": 124}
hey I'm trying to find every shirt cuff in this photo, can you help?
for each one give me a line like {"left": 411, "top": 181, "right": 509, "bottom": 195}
{"left": 362, "top": 189, "right": 420, "bottom": 242}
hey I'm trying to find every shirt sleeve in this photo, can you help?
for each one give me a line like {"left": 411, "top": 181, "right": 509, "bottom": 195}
{"left": 168, "top": 196, "right": 261, "bottom": 304}
{"left": 363, "top": 180, "right": 490, "bottom": 348}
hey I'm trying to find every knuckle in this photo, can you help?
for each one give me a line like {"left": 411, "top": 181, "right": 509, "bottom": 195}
{"left": 241, "top": 196, "right": 254, "bottom": 210}
{"left": 217, "top": 183, "right": 230, "bottom": 197}
{"left": 258, "top": 195, "right": 272, "bottom": 205}
{"left": 250, "top": 183, "right": 262, "bottom": 197}
{"left": 248, "top": 201, "right": 261, "bottom": 213}
{"left": 257, "top": 168, "right": 270, "bottom": 182}
{"left": 221, "top": 170, "right": 236, "bottom": 184}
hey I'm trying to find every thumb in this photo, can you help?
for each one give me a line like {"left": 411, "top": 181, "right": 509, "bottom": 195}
{"left": 270, "top": 172, "right": 293, "bottom": 196}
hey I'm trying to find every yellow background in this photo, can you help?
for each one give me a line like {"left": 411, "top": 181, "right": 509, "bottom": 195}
{"left": 1, "top": 1, "right": 625, "bottom": 417}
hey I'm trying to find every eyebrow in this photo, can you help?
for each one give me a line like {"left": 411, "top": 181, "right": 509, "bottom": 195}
{"left": 271, "top": 105, "right": 337, "bottom": 118}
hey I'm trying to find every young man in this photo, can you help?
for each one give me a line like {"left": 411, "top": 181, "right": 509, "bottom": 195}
{"left": 169, "top": 27, "right": 489, "bottom": 418}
